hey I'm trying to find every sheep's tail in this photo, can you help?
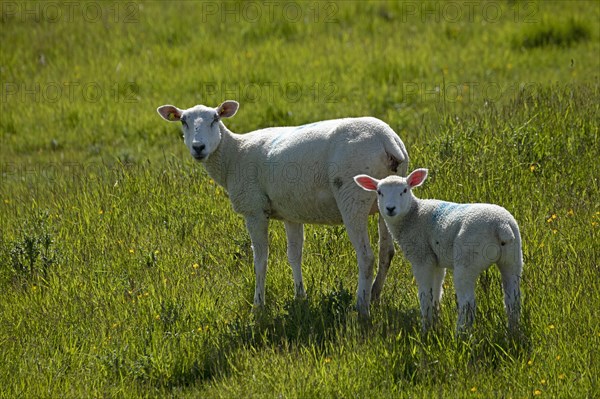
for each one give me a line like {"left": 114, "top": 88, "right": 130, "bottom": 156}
{"left": 384, "top": 135, "right": 409, "bottom": 175}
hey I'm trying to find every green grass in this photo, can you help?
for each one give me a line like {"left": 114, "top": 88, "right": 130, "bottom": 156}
{"left": 1, "top": 1, "right": 599, "bottom": 397}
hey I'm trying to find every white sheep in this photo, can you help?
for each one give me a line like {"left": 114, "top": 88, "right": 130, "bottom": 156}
{"left": 354, "top": 168, "right": 522, "bottom": 333}
{"left": 157, "top": 100, "right": 409, "bottom": 317}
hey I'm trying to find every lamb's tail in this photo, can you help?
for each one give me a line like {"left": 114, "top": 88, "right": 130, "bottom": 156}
{"left": 497, "top": 222, "right": 516, "bottom": 245}
{"left": 384, "top": 135, "right": 409, "bottom": 175}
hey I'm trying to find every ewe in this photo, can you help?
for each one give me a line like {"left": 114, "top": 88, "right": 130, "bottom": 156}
{"left": 157, "top": 100, "right": 409, "bottom": 317}
{"left": 354, "top": 168, "right": 522, "bottom": 333}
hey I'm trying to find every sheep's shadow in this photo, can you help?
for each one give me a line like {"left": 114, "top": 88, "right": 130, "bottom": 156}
{"left": 169, "top": 287, "right": 531, "bottom": 390}
{"left": 182, "top": 286, "right": 419, "bottom": 388}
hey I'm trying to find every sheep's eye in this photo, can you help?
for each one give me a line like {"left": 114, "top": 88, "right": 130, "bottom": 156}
{"left": 403, "top": 188, "right": 407, "bottom": 193}
{"left": 181, "top": 118, "right": 187, "bottom": 127}
{"left": 211, "top": 114, "right": 220, "bottom": 127}
{"left": 376, "top": 190, "right": 382, "bottom": 196}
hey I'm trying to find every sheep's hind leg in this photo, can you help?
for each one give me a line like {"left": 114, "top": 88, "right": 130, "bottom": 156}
{"left": 245, "top": 215, "right": 269, "bottom": 308}
{"left": 371, "top": 214, "right": 395, "bottom": 302}
{"left": 340, "top": 212, "right": 375, "bottom": 318}
{"left": 284, "top": 221, "right": 306, "bottom": 299}
{"left": 498, "top": 257, "right": 522, "bottom": 334}
{"left": 345, "top": 219, "right": 375, "bottom": 319}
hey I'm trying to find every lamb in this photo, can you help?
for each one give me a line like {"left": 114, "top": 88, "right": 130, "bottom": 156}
{"left": 157, "top": 100, "right": 409, "bottom": 317}
{"left": 354, "top": 168, "right": 522, "bottom": 333}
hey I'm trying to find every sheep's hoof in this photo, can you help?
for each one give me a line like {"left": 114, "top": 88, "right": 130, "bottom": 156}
{"left": 370, "top": 289, "right": 381, "bottom": 304}
{"left": 356, "top": 304, "right": 371, "bottom": 325}
{"left": 251, "top": 303, "right": 266, "bottom": 316}
{"left": 294, "top": 291, "right": 307, "bottom": 300}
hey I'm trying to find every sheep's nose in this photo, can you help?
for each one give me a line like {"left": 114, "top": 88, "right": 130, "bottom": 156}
{"left": 192, "top": 144, "right": 205, "bottom": 153}
{"left": 386, "top": 206, "right": 396, "bottom": 214}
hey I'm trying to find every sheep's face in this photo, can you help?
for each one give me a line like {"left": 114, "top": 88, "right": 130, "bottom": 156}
{"left": 354, "top": 169, "right": 429, "bottom": 220}
{"left": 157, "top": 101, "right": 239, "bottom": 161}
{"left": 376, "top": 177, "right": 414, "bottom": 219}
{"left": 179, "top": 105, "right": 223, "bottom": 161}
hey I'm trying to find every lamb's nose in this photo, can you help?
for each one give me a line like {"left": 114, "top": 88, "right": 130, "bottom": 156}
{"left": 386, "top": 206, "right": 396, "bottom": 214}
{"left": 192, "top": 144, "right": 205, "bottom": 153}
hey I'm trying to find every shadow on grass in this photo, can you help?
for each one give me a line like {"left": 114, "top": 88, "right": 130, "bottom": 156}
{"left": 138, "top": 282, "right": 533, "bottom": 391}
{"left": 173, "top": 286, "right": 422, "bottom": 388}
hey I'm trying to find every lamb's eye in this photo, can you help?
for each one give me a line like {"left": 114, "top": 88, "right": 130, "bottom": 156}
{"left": 377, "top": 190, "right": 382, "bottom": 196}
{"left": 403, "top": 188, "right": 407, "bottom": 193}
{"left": 181, "top": 119, "right": 187, "bottom": 128}
{"left": 211, "top": 114, "right": 220, "bottom": 127}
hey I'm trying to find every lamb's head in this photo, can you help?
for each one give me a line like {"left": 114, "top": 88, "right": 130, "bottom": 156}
{"left": 157, "top": 100, "right": 239, "bottom": 161}
{"left": 354, "top": 168, "right": 428, "bottom": 220}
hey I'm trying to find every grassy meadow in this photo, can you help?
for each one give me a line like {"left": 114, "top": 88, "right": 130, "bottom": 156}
{"left": 1, "top": 1, "right": 599, "bottom": 397}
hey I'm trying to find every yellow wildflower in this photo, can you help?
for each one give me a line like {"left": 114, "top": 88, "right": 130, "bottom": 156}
{"left": 534, "top": 389, "right": 542, "bottom": 396}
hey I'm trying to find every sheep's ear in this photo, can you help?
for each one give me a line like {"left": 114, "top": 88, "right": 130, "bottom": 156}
{"left": 407, "top": 168, "right": 428, "bottom": 188}
{"left": 157, "top": 105, "right": 182, "bottom": 122}
{"left": 354, "top": 175, "right": 379, "bottom": 191}
{"left": 217, "top": 100, "right": 239, "bottom": 118}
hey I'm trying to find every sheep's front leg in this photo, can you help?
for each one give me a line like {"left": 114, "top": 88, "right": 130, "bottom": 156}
{"left": 371, "top": 215, "right": 395, "bottom": 302}
{"left": 284, "top": 221, "right": 306, "bottom": 299}
{"left": 412, "top": 259, "right": 438, "bottom": 331}
{"left": 430, "top": 266, "right": 446, "bottom": 327}
{"left": 453, "top": 265, "right": 478, "bottom": 334}
{"left": 245, "top": 215, "right": 269, "bottom": 307}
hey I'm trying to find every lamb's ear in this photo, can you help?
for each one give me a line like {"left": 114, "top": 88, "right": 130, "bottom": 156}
{"left": 217, "top": 100, "right": 239, "bottom": 118}
{"left": 354, "top": 175, "right": 379, "bottom": 191}
{"left": 157, "top": 105, "right": 182, "bottom": 122}
{"left": 407, "top": 168, "right": 428, "bottom": 188}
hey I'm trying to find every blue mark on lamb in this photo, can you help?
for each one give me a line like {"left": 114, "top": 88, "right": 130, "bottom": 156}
{"left": 431, "top": 202, "right": 471, "bottom": 224}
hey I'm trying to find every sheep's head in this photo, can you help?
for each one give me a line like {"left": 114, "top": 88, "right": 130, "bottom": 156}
{"left": 354, "top": 169, "right": 428, "bottom": 220}
{"left": 157, "top": 100, "right": 239, "bottom": 161}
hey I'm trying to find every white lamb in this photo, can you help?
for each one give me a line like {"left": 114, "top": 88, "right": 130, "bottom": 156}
{"left": 157, "top": 100, "right": 409, "bottom": 317}
{"left": 354, "top": 168, "right": 522, "bottom": 333}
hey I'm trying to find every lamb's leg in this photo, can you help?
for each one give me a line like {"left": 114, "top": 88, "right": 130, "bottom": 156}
{"left": 498, "top": 259, "right": 522, "bottom": 334}
{"left": 412, "top": 259, "right": 437, "bottom": 331}
{"left": 245, "top": 215, "right": 269, "bottom": 308}
{"left": 371, "top": 214, "right": 395, "bottom": 302}
{"left": 453, "top": 265, "right": 478, "bottom": 334}
{"left": 284, "top": 221, "right": 306, "bottom": 299}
